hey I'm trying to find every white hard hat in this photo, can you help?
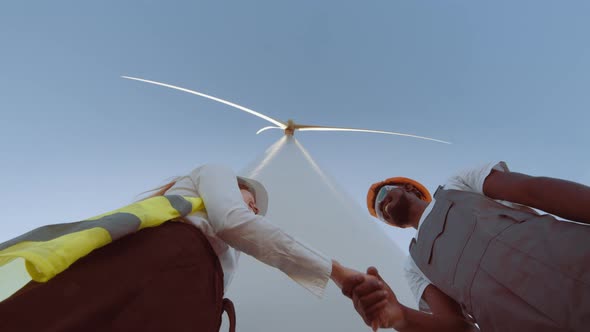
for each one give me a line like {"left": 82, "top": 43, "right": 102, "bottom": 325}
{"left": 237, "top": 176, "right": 269, "bottom": 216}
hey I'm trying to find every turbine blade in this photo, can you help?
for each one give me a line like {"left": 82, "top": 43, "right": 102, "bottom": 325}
{"left": 297, "top": 125, "right": 451, "bottom": 144}
{"left": 121, "top": 76, "right": 286, "bottom": 128}
{"left": 256, "top": 126, "right": 283, "bottom": 135}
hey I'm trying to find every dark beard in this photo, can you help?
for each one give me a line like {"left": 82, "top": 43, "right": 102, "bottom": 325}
{"left": 386, "top": 192, "right": 412, "bottom": 227}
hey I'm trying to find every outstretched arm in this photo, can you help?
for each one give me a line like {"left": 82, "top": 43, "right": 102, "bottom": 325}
{"left": 343, "top": 267, "right": 477, "bottom": 332}
{"left": 483, "top": 170, "right": 590, "bottom": 224}
{"left": 191, "top": 164, "right": 363, "bottom": 297}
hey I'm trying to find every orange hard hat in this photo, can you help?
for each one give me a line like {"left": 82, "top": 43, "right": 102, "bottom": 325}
{"left": 366, "top": 177, "right": 432, "bottom": 217}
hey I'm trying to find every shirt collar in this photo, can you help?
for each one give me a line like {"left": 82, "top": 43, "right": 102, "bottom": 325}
{"left": 415, "top": 197, "right": 436, "bottom": 240}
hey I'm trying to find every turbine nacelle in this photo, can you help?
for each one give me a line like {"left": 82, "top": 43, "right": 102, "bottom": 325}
{"left": 285, "top": 119, "right": 295, "bottom": 136}
{"left": 271, "top": 120, "right": 314, "bottom": 137}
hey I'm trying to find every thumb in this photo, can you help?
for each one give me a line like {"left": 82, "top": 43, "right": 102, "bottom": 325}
{"left": 367, "top": 266, "right": 383, "bottom": 282}
{"left": 371, "top": 321, "right": 378, "bottom": 331}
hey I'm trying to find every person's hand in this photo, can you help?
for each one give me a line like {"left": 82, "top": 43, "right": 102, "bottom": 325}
{"left": 330, "top": 260, "right": 363, "bottom": 289}
{"left": 343, "top": 266, "right": 406, "bottom": 331}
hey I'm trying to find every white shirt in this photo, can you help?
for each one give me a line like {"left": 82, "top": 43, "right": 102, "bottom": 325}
{"left": 403, "top": 161, "right": 537, "bottom": 311}
{"left": 164, "top": 164, "right": 332, "bottom": 298}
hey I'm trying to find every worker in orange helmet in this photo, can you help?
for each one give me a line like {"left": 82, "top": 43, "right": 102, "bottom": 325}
{"left": 343, "top": 161, "right": 590, "bottom": 332}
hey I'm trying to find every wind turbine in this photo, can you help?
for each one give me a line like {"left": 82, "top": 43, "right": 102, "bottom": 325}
{"left": 121, "top": 76, "right": 449, "bottom": 332}
{"left": 121, "top": 76, "right": 451, "bottom": 144}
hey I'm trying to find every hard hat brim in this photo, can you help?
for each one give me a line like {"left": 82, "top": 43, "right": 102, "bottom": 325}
{"left": 367, "top": 177, "right": 431, "bottom": 217}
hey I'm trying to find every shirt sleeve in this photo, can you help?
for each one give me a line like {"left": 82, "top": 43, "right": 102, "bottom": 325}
{"left": 444, "top": 161, "right": 510, "bottom": 194}
{"left": 189, "top": 164, "right": 332, "bottom": 298}
{"left": 403, "top": 256, "right": 433, "bottom": 313}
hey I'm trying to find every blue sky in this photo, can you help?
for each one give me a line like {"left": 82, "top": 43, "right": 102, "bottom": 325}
{"left": 1, "top": 1, "right": 589, "bottom": 251}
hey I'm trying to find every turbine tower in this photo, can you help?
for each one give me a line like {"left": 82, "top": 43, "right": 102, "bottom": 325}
{"left": 121, "top": 76, "right": 450, "bottom": 332}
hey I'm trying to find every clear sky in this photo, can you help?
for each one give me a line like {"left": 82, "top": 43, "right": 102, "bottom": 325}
{"left": 1, "top": 1, "right": 589, "bottom": 259}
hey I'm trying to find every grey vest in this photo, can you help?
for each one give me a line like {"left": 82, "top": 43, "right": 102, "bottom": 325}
{"left": 409, "top": 187, "right": 590, "bottom": 332}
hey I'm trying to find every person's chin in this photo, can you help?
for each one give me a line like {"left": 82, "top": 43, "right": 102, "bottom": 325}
{"left": 398, "top": 222, "right": 412, "bottom": 228}
{"left": 390, "top": 219, "right": 410, "bottom": 228}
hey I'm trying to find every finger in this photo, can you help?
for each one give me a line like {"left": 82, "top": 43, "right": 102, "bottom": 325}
{"left": 359, "top": 290, "right": 388, "bottom": 310}
{"left": 353, "top": 291, "right": 387, "bottom": 321}
{"left": 365, "top": 301, "right": 389, "bottom": 327}
{"left": 342, "top": 274, "right": 365, "bottom": 298}
{"left": 367, "top": 267, "right": 396, "bottom": 294}
{"left": 351, "top": 278, "right": 384, "bottom": 298}
{"left": 365, "top": 298, "right": 389, "bottom": 318}
{"left": 367, "top": 266, "right": 383, "bottom": 281}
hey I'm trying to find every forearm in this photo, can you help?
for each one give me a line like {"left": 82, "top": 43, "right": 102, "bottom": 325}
{"left": 393, "top": 306, "right": 476, "bottom": 332}
{"left": 484, "top": 171, "right": 590, "bottom": 224}
{"left": 392, "top": 285, "right": 476, "bottom": 332}
{"left": 219, "top": 220, "right": 332, "bottom": 297}
{"left": 521, "top": 175, "right": 590, "bottom": 223}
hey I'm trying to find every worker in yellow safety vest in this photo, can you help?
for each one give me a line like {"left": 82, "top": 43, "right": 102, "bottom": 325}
{"left": 0, "top": 163, "right": 364, "bottom": 332}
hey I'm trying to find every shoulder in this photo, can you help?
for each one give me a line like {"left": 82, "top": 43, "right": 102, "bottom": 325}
{"left": 165, "top": 164, "right": 235, "bottom": 196}
{"left": 190, "top": 163, "right": 233, "bottom": 177}
{"left": 444, "top": 161, "right": 510, "bottom": 194}
{"left": 189, "top": 163, "right": 236, "bottom": 184}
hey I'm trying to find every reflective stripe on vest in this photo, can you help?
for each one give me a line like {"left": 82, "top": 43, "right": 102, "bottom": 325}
{"left": 0, "top": 195, "right": 204, "bottom": 282}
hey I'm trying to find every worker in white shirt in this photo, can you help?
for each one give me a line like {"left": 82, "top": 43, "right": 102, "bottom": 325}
{"left": 342, "top": 162, "right": 590, "bottom": 332}
{"left": 0, "top": 164, "right": 362, "bottom": 332}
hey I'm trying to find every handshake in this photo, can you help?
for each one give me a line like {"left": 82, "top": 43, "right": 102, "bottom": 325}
{"left": 332, "top": 263, "right": 407, "bottom": 331}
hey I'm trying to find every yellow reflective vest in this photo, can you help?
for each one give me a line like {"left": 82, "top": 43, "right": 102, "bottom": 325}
{"left": 0, "top": 195, "right": 203, "bottom": 282}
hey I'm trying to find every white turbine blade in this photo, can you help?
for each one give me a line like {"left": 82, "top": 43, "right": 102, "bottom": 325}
{"left": 122, "top": 76, "right": 286, "bottom": 128}
{"left": 297, "top": 126, "right": 451, "bottom": 144}
{"left": 256, "top": 126, "right": 283, "bottom": 135}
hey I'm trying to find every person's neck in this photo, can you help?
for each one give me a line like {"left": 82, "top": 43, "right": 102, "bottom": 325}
{"left": 409, "top": 200, "right": 429, "bottom": 230}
